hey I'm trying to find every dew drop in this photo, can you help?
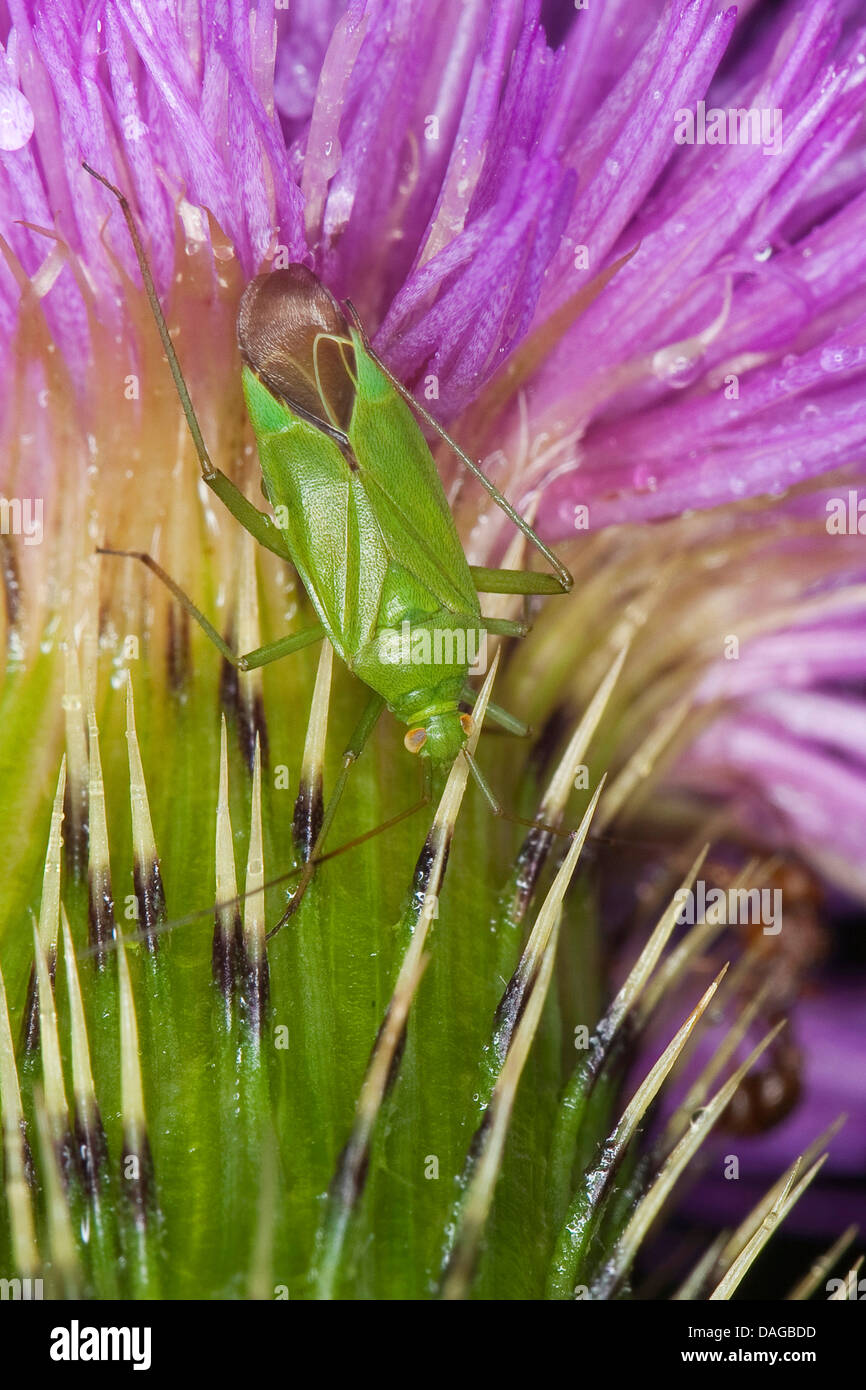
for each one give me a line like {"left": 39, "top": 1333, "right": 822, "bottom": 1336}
{"left": 319, "top": 135, "right": 342, "bottom": 178}
{"left": 820, "top": 345, "right": 855, "bottom": 373}
{"left": 0, "top": 85, "right": 34, "bottom": 151}
{"left": 799, "top": 402, "right": 821, "bottom": 420}
{"left": 632, "top": 464, "right": 658, "bottom": 492}
{"left": 651, "top": 343, "right": 704, "bottom": 389}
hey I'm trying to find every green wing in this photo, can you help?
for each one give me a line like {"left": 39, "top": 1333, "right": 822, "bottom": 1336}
{"left": 348, "top": 341, "right": 480, "bottom": 618}
{"left": 243, "top": 367, "right": 386, "bottom": 662}
{"left": 243, "top": 359, "right": 480, "bottom": 664}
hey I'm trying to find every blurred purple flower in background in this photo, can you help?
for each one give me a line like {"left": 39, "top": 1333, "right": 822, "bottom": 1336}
{"left": 1, "top": 0, "right": 865, "bottom": 1252}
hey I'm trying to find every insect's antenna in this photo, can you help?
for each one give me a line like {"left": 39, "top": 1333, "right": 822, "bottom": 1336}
{"left": 78, "top": 789, "right": 431, "bottom": 959}
{"left": 343, "top": 301, "right": 572, "bottom": 594}
{"left": 266, "top": 774, "right": 432, "bottom": 939}
{"left": 81, "top": 162, "right": 215, "bottom": 482}
{"left": 461, "top": 747, "right": 572, "bottom": 840}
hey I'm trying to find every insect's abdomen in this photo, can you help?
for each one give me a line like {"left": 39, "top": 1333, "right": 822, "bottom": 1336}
{"left": 346, "top": 487, "right": 480, "bottom": 716}
{"left": 352, "top": 578, "right": 482, "bottom": 722}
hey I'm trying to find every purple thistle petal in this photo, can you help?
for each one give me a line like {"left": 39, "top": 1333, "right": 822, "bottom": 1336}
{"left": 679, "top": 713, "right": 866, "bottom": 896}
{"left": 0, "top": 0, "right": 304, "bottom": 393}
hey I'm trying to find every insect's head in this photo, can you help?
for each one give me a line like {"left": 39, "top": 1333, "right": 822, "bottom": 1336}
{"left": 237, "top": 265, "right": 357, "bottom": 443}
{"left": 404, "top": 711, "right": 474, "bottom": 766}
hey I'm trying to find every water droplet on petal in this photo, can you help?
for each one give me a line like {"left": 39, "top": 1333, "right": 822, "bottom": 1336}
{"left": 799, "top": 402, "right": 821, "bottom": 420}
{"left": 651, "top": 343, "right": 704, "bottom": 389}
{"left": 632, "top": 465, "right": 658, "bottom": 492}
{"left": 820, "top": 345, "right": 855, "bottom": 373}
{"left": 318, "top": 136, "right": 342, "bottom": 178}
{"left": 0, "top": 85, "right": 34, "bottom": 151}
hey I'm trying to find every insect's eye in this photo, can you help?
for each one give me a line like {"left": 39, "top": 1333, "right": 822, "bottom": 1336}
{"left": 459, "top": 713, "right": 474, "bottom": 738}
{"left": 404, "top": 727, "right": 428, "bottom": 755}
{"left": 237, "top": 266, "right": 356, "bottom": 435}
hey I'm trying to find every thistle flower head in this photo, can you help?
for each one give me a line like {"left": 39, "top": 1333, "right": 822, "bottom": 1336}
{"left": 0, "top": 0, "right": 863, "bottom": 1301}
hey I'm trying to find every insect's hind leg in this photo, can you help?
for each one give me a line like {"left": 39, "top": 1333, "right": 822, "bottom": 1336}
{"left": 97, "top": 547, "right": 325, "bottom": 669}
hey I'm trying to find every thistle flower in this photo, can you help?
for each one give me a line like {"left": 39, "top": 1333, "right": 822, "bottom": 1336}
{"left": 0, "top": 0, "right": 863, "bottom": 1302}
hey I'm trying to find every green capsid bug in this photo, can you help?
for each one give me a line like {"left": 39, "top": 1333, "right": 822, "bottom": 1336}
{"left": 83, "top": 164, "right": 573, "bottom": 929}
{"left": 236, "top": 264, "right": 565, "bottom": 769}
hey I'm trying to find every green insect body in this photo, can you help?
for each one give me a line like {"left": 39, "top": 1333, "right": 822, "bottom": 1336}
{"left": 240, "top": 313, "right": 482, "bottom": 766}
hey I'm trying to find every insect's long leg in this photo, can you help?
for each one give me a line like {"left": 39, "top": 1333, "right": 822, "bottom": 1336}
{"left": 204, "top": 475, "right": 291, "bottom": 560}
{"left": 474, "top": 566, "right": 568, "bottom": 636}
{"left": 483, "top": 616, "right": 527, "bottom": 637}
{"left": 267, "top": 691, "right": 387, "bottom": 939}
{"left": 470, "top": 565, "right": 565, "bottom": 595}
{"left": 462, "top": 748, "right": 572, "bottom": 840}
{"left": 97, "top": 547, "right": 325, "bottom": 669}
{"left": 82, "top": 164, "right": 292, "bottom": 565}
{"left": 83, "top": 165, "right": 213, "bottom": 462}
{"left": 342, "top": 302, "right": 572, "bottom": 593}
